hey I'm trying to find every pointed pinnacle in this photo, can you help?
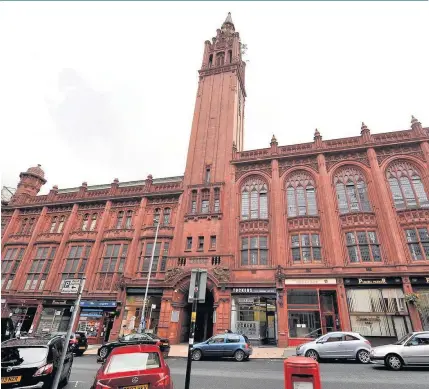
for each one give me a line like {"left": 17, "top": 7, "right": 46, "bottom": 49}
{"left": 224, "top": 12, "right": 233, "bottom": 25}
{"left": 361, "top": 122, "right": 368, "bottom": 131}
{"left": 411, "top": 115, "right": 419, "bottom": 124}
{"left": 314, "top": 128, "right": 321, "bottom": 137}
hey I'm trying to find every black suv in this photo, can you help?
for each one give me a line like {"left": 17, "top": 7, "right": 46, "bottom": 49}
{"left": 1, "top": 336, "right": 74, "bottom": 388}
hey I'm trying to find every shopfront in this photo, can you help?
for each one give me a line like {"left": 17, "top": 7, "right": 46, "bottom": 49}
{"left": 77, "top": 300, "right": 117, "bottom": 344}
{"left": 5, "top": 299, "right": 39, "bottom": 335}
{"left": 121, "top": 288, "right": 163, "bottom": 336}
{"left": 36, "top": 299, "right": 74, "bottom": 335}
{"left": 284, "top": 278, "right": 340, "bottom": 346}
{"left": 230, "top": 287, "right": 277, "bottom": 346}
{"left": 344, "top": 277, "right": 412, "bottom": 344}
{"left": 410, "top": 276, "right": 429, "bottom": 331}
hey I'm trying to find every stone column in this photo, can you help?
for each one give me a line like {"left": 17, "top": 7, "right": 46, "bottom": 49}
{"left": 317, "top": 154, "right": 343, "bottom": 267}
{"left": 336, "top": 279, "right": 351, "bottom": 331}
{"left": 158, "top": 290, "right": 174, "bottom": 341}
{"left": 86, "top": 201, "right": 112, "bottom": 291}
{"left": 276, "top": 288, "right": 288, "bottom": 347}
{"left": 403, "top": 277, "right": 423, "bottom": 332}
{"left": 13, "top": 206, "right": 48, "bottom": 291}
{"left": 29, "top": 303, "right": 44, "bottom": 334}
{"left": 367, "top": 148, "right": 408, "bottom": 265}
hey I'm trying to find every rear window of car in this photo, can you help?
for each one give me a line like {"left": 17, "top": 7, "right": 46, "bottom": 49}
{"left": 106, "top": 352, "right": 161, "bottom": 374}
{"left": 1, "top": 347, "right": 48, "bottom": 366}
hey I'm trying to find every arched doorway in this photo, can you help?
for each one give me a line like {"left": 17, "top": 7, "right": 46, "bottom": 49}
{"left": 181, "top": 288, "right": 214, "bottom": 343}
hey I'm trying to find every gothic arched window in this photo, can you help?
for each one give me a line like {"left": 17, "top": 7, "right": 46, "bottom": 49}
{"left": 334, "top": 167, "right": 371, "bottom": 214}
{"left": 82, "top": 214, "right": 89, "bottom": 231}
{"left": 241, "top": 177, "right": 268, "bottom": 220}
{"left": 386, "top": 161, "right": 429, "bottom": 210}
{"left": 216, "top": 52, "right": 225, "bottom": 67}
{"left": 89, "top": 213, "right": 97, "bottom": 231}
{"left": 286, "top": 172, "right": 317, "bottom": 217}
{"left": 163, "top": 208, "right": 171, "bottom": 225}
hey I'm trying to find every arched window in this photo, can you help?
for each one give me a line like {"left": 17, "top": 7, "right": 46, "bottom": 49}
{"left": 115, "top": 211, "right": 124, "bottom": 229}
{"left": 57, "top": 216, "right": 65, "bottom": 233}
{"left": 82, "top": 214, "right": 89, "bottom": 231}
{"left": 334, "top": 167, "right": 371, "bottom": 214}
{"left": 228, "top": 50, "right": 232, "bottom": 64}
{"left": 49, "top": 217, "right": 57, "bottom": 233}
{"left": 154, "top": 208, "right": 161, "bottom": 226}
{"left": 216, "top": 52, "right": 225, "bottom": 67}
{"left": 125, "top": 210, "right": 133, "bottom": 229}
{"left": 286, "top": 172, "right": 318, "bottom": 217}
{"left": 386, "top": 161, "right": 429, "bottom": 210}
{"left": 201, "top": 190, "right": 210, "bottom": 213}
{"left": 21, "top": 218, "right": 28, "bottom": 234}
{"left": 241, "top": 177, "right": 268, "bottom": 220}
{"left": 163, "top": 208, "right": 171, "bottom": 225}
{"left": 89, "top": 214, "right": 97, "bottom": 231}
{"left": 190, "top": 191, "right": 197, "bottom": 214}
{"left": 208, "top": 54, "right": 213, "bottom": 68}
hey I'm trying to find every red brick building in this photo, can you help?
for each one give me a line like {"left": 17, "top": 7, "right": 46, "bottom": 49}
{"left": 2, "top": 14, "right": 429, "bottom": 347}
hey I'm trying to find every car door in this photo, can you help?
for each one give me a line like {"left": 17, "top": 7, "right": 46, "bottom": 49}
{"left": 342, "top": 334, "right": 362, "bottom": 358}
{"left": 403, "top": 333, "right": 429, "bottom": 364}
{"left": 204, "top": 335, "right": 226, "bottom": 357}
{"left": 319, "top": 334, "right": 345, "bottom": 358}
{"left": 224, "top": 334, "right": 241, "bottom": 357}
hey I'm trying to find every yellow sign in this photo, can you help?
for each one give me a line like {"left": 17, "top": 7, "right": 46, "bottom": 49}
{"left": 191, "top": 312, "right": 197, "bottom": 322}
{"left": 2, "top": 377, "right": 22, "bottom": 384}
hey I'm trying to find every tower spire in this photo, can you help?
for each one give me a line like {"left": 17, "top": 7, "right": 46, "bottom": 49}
{"left": 221, "top": 12, "right": 235, "bottom": 32}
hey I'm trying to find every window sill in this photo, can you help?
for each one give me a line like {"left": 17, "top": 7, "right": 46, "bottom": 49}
{"left": 208, "top": 248, "right": 217, "bottom": 251}
{"left": 184, "top": 249, "right": 192, "bottom": 252}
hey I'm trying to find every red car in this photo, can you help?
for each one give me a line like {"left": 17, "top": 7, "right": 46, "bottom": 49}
{"left": 91, "top": 344, "right": 173, "bottom": 389}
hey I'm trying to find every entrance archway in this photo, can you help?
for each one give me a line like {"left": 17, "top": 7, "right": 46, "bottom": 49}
{"left": 181, "top": 288, "right": 214, "bottom": 343}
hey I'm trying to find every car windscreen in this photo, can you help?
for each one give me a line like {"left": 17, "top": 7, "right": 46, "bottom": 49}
{"left": 106, "top": 352, "right": 161, "bottom": 374}
{"left": 1, "top": 347, "right": 48, "bottom": 366}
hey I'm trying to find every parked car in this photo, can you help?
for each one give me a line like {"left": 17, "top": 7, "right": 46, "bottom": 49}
{"left": 1, "top": 336, "right": 74, "bottom": 388}
{"left": 370, "top": 331, "right": 429, "bottom": 370}
{"left": 47, "top": 332, "right": 87, "bottom": 355}
{"left": 91, "top": 344, "right": 173, "bottom": 389}
{"left": 97, "top": 333, "right": 170, "bottom": 362}
{"left": 191, "top": 333, "right": 252, "bottom": 362}
{"left": 1, "top": 318, "right": 15, "bottom": 343}
{"left": 295, "top": 331, "right": 371, "bottom": 363}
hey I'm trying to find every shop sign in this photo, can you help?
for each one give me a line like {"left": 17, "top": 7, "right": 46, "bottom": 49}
{"left": 344, "top": 277, "right": 402, "bottom": 286}
{"left": 80, "top": 309, "right": 103, "bottom": 318}
{"left": 284, "top": 278, "right": 337, "bottom": 285}
{"left": 43, "top": 300, "right": 74, "bottom": 306}
{"left": 79, "top": 300, "right": 117, "bottom": 308}
{"left": 126, "top": 288, "right": 164, "bottom": 295}
{"left": 232, "top": 288, "right": 276, "bottom": 294}
{"left": 357, "top": 316, "right": 381, "bottom": 322}
{"left": 410, "top": 277, "right": 429, "bottom": 285}
{"left": 126, "top": 296, "right": 149, "bottom": 305}
{"left": 238, "top": 298, "right": 255, "bottom": 304}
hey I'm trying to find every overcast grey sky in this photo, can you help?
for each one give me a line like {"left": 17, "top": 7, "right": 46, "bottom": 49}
{"left": 1, "top": 2, "right": 428, "bottom": 195}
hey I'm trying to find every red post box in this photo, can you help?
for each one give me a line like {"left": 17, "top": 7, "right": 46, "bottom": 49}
{"left": 284, "top": 356, "right": 322, "bottom": 389}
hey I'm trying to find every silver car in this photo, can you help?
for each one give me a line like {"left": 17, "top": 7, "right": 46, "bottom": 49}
{"left": 370, "top": 331, "right": 429, "bottom": 370}
{"left": 295, "top": 331, "right": 371, "bottom": 363}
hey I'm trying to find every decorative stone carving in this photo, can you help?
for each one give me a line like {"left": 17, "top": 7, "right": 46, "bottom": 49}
{"left": 147, "top": 197, "right": 180, "bottom": 204}
{"left": 47, "top": 206, "right": 73, "bottom": 213}
{"left": 279, "top": 157, "right": 319, "bottom": 176}
{"left": 212, "top": 267, "right": 230, "bottom": 283}
{"left": 114, "top": 275, "right": 127, "bottom": 291}
{"left": 325, "top": 151, "right": 370, "bottom": 171}
{"left": 287, "top": 216, "right": 320, "bottom": 231}
{"left": 20, "top": 208, "right": 43, "bottom": 215}
{"left": 239, "top": 220, "right": 269, "bottom": 234}
{"left": 397, "top": 209, "right": 429, "bottom": 226}
{"left": 235, "top": 162, "right": 272, "bottom": 180}
{"left": 339, "top": 212, "right": 377, "bottom": 228}
{"left": 376, "top": 145, "right": 425, "bottom": 165}
{"left": 111, "top": 200, "right": 140, "bottom": 208}
{"left": 78, "top": 203, "right": 106, "bottom": 210}
{"left": 164, "top": 267, "right": 184, "bottom": 283}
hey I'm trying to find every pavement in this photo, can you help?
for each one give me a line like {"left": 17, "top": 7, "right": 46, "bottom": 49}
{"left": 85, "top": 343, "right": 296, "bottom": 358}
{"left": 67, "top": 355, "right": 429, "bottom": 389}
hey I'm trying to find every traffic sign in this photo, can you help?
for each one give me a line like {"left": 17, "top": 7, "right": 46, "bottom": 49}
{"left": 61, "top": 279, "right": 81, "bottom": 294}
{"left": 188, "top": 269, "right": 207, "bottom": 303}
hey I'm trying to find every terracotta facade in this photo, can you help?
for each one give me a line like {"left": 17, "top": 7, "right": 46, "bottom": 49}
{"left": 2, "top": 14, "right": 429, "bottom": 347}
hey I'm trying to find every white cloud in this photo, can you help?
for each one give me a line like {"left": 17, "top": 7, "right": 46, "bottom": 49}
{"left": 1, "top": 2, "right": 428, "bottom": 194}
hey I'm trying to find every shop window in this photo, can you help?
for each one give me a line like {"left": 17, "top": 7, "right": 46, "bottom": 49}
{"left": 405, "top": 227, "right": 429, "bottom": 261}
{"left": 291, "top": 233, "right": 322, "bottom": 263}
{"left": 60, "top": 244, "right": 92, "bottom": 287}
{"left": 96, "top": 243, "right": 128, "bottom": 290}
{"left": 24, "top": 246, "right": 57, "bottom": 291}
{"left": 198, "top": 236, "right": 204, "bottom": 251}
{"left": 334, "top": 166, "right": 371, "bottom": 214}
{"left": 201, "top": 190, "right": 210, "bottom": 214}
{"left": 241, "top": 236, "right": 268, "bottom": 266}
{"left": 186, "top": 237, "right": 193, "bottom": 251}
{"left": 241, "top": 177, "right": 268, "bottom": 220}
{"left": 210, "top": 235, "right": 217, "bottom": 250}
{"left": 1, "top": 247, "right": 25, "bottom": 290}
{"left": 288, "top": 311, "right": 321, "bottom": 338}
{"left": 286, "top": 172, "right": 318, "bottom": 217}
{"left": 345, "top": 231, "right": 382, "bottom": 263}
{"left": 214, "top": 188, "right": 220, "bottom": 213}
{"left": 386, "top": 161, "right": 429, "bottom": 210}
{"left": 190, "top": 190, "right": 197, "bottom": 214}
{"left": 287, "top": 289, "right": 319, "bottom": 307}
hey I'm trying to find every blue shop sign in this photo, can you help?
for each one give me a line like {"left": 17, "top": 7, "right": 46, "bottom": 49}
{"left": 80, "top": 300, "right": 117, "bottom": 308}
{"left": 80, "top": 309, "right": 103, "bottom": 318}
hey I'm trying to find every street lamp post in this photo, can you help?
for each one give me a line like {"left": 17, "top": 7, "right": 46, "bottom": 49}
{"left": 138, "top": 218, "right": 161, "bottom": 333}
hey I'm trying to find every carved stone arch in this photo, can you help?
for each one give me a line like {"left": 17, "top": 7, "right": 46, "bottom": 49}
{"left": 237, "top": 172, "right": 270, "bottom": 191}
{"left": 384, "top": 157, "right": 428, "bottom": 180}
{"left": 331, "top": 163, "right": 370, "bottom": 186}
{"left": 284, "top": 169, "right": 317, "bottom": 190}
{"left": 169, "top": 270, "right": 220, "bottom": 302}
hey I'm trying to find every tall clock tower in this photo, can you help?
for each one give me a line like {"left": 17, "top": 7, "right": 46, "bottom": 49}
{"left": 173, "top": 13, "right": 246, "bottom": 259}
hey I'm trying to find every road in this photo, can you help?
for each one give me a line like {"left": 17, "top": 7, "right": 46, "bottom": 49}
{"left": 68, "top": 355, "right": 429, "bottom": 389}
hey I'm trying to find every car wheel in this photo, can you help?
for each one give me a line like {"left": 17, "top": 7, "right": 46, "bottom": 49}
{"left": 305, "top": 349, "right": 319, "bottom": 362}
{"left": 61, "top": 365, "right": 72, "bottom": 387}
{"left": 99, "top": 347, "right": 109, "bottom": 359}
{"left": 356, "top": 349, "right": 370, "bottom": 364}
{"left": 234, "top": 350, "right": 245, "bottom": 362}
{"left": 192, "top": 349, "right": 202, "bottom": 361}
{"left": 385, "top": 354, "right": 403, "bottom": 371}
